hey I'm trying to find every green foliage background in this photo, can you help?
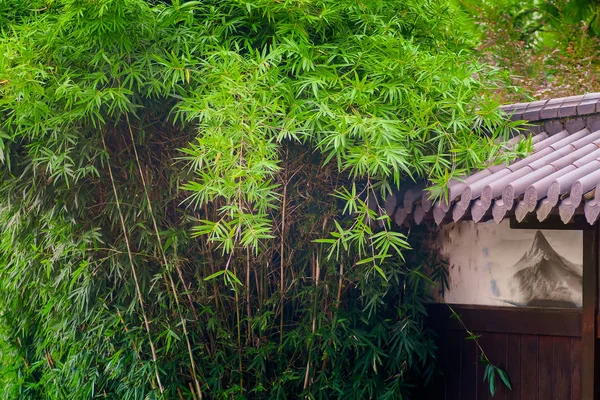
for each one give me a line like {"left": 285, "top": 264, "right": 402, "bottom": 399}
{"left": 457, "top": 0, "right": 600, "bottom": 100}
{"left": 0, "top": 0, "right": 523, "bottom": 398}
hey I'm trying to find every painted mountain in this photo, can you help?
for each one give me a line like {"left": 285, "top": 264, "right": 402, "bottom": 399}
{"left": 508, "top": 230, "right": 582, "bottom": 308}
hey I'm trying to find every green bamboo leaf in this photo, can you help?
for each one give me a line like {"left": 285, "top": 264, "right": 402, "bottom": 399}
{"left": 225, "top": 270, "right": 243, "bottom": 286}
{"left": 496, "top": 367, "right": 512, "bottom": 390}
{"left": 204, "top": 270, "right": 226, "bottom": 281}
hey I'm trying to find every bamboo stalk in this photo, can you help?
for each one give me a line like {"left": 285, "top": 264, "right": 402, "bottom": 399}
{"left": 303, "top": 254, "right": 320, "bottom": 391}
{"left": 320, "top": 263, "right": 344, "bottom": 373}
{"left": 246, "top": 248, "right": 252, "bottom": 344}
{"left": 279, "top": 173, "right": 288, "bottom": 345}
{"left": 101, "top": 133, "right": 164, "bottom": 394}
{"left": 124, "top": 115, "right": 203, "bottom": 398}
{"left": 234, "top": 261, "right": 243, "bottom": 389}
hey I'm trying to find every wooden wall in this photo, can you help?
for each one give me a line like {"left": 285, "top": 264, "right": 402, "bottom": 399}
{"left": 424, "top": 305, "right": 583, "bottom": 400}
{"left": 415, "top": 216, "right": 599, "bottom": 399}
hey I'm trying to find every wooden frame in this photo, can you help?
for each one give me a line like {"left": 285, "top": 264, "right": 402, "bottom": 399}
{"left": 508, "top": 217, "right": 598, "bottom": 398}
{"left": 427, "top": 304, "right": 582, "bottom": 337}
{"left": 582, "top": 226, "right": 599, "bottom": 399}
{"left": 437, "top": 218, "right": 598, "bottom": 398}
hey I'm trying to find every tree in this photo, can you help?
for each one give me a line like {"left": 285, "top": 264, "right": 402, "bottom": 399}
{"left": 0, "top": 1, "right": 523, "bottom": 398}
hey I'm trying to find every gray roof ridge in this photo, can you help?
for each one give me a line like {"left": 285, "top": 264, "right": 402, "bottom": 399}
{"left": 500, "top": 92, "right": 600, "bottom": 122}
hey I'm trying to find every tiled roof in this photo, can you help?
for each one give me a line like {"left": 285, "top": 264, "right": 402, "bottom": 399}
{"left": 385, "top": 93, "right": 600, "bottom": 226}
{"left": 500, "top": 93, "right": 600, "bottom": 121}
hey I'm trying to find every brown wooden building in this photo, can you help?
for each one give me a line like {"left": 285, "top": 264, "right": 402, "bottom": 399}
{"left": 385, "top": 93, "right": 600, "bottom": 399}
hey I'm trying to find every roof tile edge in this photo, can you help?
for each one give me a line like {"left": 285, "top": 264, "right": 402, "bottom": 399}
{"left": 499, "top": 92, "right": 600, "bottom": 122}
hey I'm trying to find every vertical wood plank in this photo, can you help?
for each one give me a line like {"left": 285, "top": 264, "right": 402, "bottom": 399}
{"left": 489, "top": 333, "right": 509, "bottom": 400}
{"left": 553, "top": 336, "right": 571, "bottom": 400}
{"left": 571, "top": 338, "right": 582, "bottom": 400}
{"left": 421, "top": 331, "right": 443, "bottom": 400}
{"left": 438, "top": 329, "right": 451, "bottom": 400}
{"left": 538, "top": 336, "right": 554, "bottom": 400}
{"left": 505, "top": 334, "right": 521, "bottom": 400}
{"left": 446, "top": 330, "right": 463, "bottom": 400}
{"left": 460, "top": 333, "right": 478, "bottom": 400}
{"left": 520, "top": 335, "right": 538, "bottom": 400}
{"left": 476, "top": 333, "right": 491, "bottom": 400}
{"left": 582, "top": 227, "right": 598, "bottom": 399}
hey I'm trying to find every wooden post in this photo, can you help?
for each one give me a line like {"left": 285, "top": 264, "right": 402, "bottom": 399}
{"left": 582, "top": 225, "right": 598, "bottom": 399}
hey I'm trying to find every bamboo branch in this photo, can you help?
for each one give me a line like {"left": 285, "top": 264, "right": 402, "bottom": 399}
{"left": 101, "top": 132, "right": 164, "bottom": 394}
{"left": 124, "top": 115, "right": 203, "bottom": 398}
{"left": 304, "top": 254, "right": 320, "bottom": 391}
{"left": 279, "top": 161, "right": 289, "bottom": 345}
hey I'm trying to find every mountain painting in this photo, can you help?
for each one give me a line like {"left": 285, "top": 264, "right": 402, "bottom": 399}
{"left": 434, "top": 220, "right": 583, "bottom": 308}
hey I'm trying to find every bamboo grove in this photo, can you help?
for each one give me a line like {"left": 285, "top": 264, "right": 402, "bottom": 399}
{"left": 0, "top": 1, "right": 527, "bottom": 398}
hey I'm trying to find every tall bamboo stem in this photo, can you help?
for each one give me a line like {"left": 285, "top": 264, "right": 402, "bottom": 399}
{"left": 101, "top": 133, "right": 164, "bottom": 394}
{"left": 125, "top": 115, "right": 203, "bottom": 398}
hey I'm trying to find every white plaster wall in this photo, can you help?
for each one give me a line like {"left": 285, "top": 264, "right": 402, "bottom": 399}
{"left": 434, "top": 220, "right": 583, "bottom": 307}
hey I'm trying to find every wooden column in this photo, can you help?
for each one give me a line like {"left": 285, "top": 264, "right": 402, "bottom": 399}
{"left": 582, "top": 225, "right": 598, "bottom": 399}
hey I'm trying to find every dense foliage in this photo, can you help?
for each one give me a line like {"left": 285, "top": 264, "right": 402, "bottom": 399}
{"left": 459, "top": 0, "right": 600, "bottom": 101}
{"left": 0, "top": 1, "right": 524, "bottom": 398}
